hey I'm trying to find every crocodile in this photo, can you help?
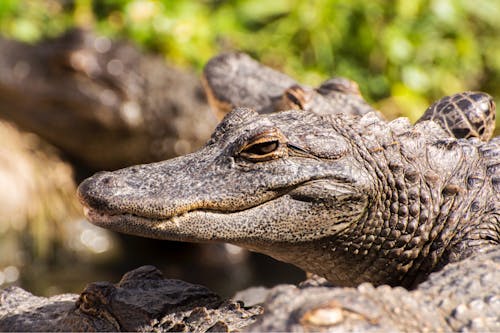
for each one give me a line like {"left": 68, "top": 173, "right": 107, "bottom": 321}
{"left": 203, "top": 52, "right": 495, "bottom": 141}
{"left": 250, "top": 246, "right": 500, "bottom": 332}
{"left": 78, "top": 99, "right": 500, "bottom": 288}
{"left": 202, "top": 52, "right": 376, "bottom": 119}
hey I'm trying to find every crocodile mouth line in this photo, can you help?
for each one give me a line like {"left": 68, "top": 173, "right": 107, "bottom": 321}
{"left": 82, "top": 206, "right": 233, "bottom": 241}
{"left": 83, "top": 205, "right": 233, "bottom": 224}
{"left": 82, "top": 202, "right": 274, "bottom": 240}
{"left": 81, "top": 181, "right": 302, "bottom": 224}
{"left": 81, "top": 177, "right": 355, "bottom": 226}
{"left": 82, "top": 193, "right": 284, "bottom": 227}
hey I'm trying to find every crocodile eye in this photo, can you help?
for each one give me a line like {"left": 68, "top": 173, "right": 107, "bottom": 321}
{"left": 239, "top": 129, "right": 285, "bottom": 162}
{"left": 283, "top": 85, "right": 306, "bottom": 109}
{"left": 244, "top": 140, "right": 279, "bottom": 155}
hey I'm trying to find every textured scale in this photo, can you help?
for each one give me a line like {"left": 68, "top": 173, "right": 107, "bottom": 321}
{"left": 417, "top": 91, "right": 496, "bottom": 141}
{"left": 250, "top": 247, "right": 500, "bottom": 332}
{"left": 281, "top": 112, "right": 500, "bottom": 287}
{"left": 203, "top": 52, "right": 377, "bottom": 119}
{"left": 204, "top": 53, "right": 496, "bottom": 144}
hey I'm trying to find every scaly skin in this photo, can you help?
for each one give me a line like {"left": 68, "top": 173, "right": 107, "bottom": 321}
{"left": 203, "top": 52, "right": 495, "bottom": 141}
{"left": 417, "top": 91, "right": 496, "bottom": 141}
{"left": 78, "top": 108, "right": 500, "bottom": 288}
{"left": 202, "top": 52, "right": 376, "bottom": 119}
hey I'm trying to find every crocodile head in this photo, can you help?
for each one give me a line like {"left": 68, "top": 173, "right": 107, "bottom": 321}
{"left": 78, "top": 108, "right": 374, "bottom": 268}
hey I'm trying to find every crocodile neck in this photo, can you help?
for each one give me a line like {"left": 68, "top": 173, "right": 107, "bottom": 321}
{"left": 292, "top": 114, "right": 499, "bottom": 287}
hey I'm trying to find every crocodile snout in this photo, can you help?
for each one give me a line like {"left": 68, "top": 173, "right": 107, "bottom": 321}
{"left": 77, "top": 171, "right": 122, "bottom": 213}
{"left": 79, "top": 169, "right": 147, "bottom": 210}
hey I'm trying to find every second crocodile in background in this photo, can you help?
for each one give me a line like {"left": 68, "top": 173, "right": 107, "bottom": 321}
{"left": 78, "top": 102, "right": 500, "bottom": 288}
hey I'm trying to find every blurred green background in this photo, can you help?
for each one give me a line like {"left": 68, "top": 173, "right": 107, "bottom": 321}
{"left": 1, "top": 0, "right": 499, "bottom": 122}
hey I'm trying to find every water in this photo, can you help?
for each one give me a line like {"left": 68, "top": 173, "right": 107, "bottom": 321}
{"left": 3, "top": 226, "right": 304, "bottom": 298}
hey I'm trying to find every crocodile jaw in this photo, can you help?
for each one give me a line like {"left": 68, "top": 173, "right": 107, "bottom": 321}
{"left": 81, "top": 184, "right": 361, "bottom": 245}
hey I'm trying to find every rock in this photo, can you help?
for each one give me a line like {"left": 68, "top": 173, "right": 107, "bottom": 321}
{"left": 0, "top": 266, "right": 262, "bottom": 332}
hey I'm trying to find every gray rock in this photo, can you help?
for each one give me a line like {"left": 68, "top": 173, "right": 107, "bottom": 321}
{"left": 0, "top": 266, "right": 262, "bottom": 332}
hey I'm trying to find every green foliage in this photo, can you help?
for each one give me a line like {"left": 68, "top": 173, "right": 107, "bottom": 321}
{"left": 1, "top": 0, "right": 500, "bottom": 122}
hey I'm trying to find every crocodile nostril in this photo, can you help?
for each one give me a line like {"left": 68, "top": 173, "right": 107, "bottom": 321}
{"left": 101, "top": 175, "right": 113, "bottom": 185}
